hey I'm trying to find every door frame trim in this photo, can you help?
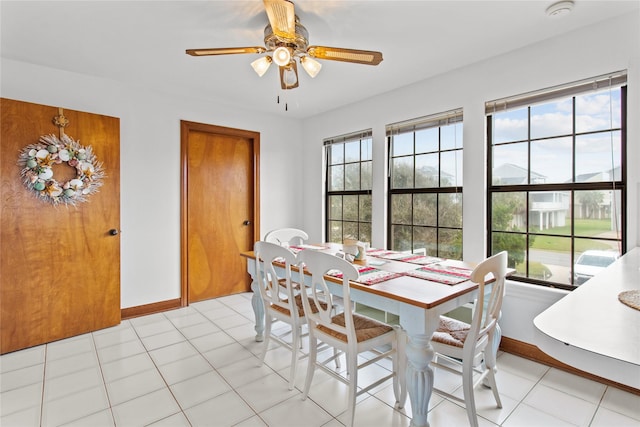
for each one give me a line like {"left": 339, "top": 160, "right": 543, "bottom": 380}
{"left": 179, "top": 120, "right": 260, "bottom": 307}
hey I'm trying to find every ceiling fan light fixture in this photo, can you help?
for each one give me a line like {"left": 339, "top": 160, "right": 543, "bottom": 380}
{"left": 251, "top": 56, "right": 272, "bottom": 77}
{"left": 273, "top": 46, "right": 291, "bottom": 66}
{"left": 283, "top": 65, "right": 298, "bottom": 87}
{"left": 300, "top": 56, "right": 322, "bottom": 78}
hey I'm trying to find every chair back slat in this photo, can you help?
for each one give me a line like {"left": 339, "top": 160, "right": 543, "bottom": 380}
{"left": 297, "top": 250, "right": 359, "bottom": 343}
{"left": 466, "top": 251, "right": 508, "bottom": 351}
{"left": 264, "top": 228, "right": 309, "bottom": 246}
{"left": 254, "top": 241, "right": 298, "bottom": 318}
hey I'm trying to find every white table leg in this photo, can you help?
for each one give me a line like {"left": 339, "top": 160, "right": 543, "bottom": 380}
{"left": 246, "top": 258, "right": 264, "bottom": 342}
{"left": 251, "top": 283, "right": 264, "bottom": 342}
{"left": 482, "top": 311, "right": 502, "bottom": 387}
{"left": 406, "top": 334, "right": 435, "bottom": 427}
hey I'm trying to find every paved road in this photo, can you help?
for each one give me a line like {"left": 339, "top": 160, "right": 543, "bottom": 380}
{"left": 529, "top": 249, "right": 570, "bottom": 284}
{"left": 530, "top": 249, "right": 570, "bottom": 267}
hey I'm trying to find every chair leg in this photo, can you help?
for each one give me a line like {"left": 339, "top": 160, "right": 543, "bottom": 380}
{"left": 483, "top": 326, "right": 501, "bottom": 388}
{"left": 392, "top": 340, "right": 400, "bottom": 407}
{"left": 302, "top": 335, "right": 318, "bottom": 400}
{"left": 346, "top": 351, "right": 359, "bottom": 427}
{"left": 334, "top": 347, "right": 341, "bottom": 370}
{"left": 289, "top": 325, "right": 301, "bottom": 390}
{"left": 395, "top": 327, "right": 407, "bottom": 408}
{"left": 259, "top": 314, "right": 273, "bottom": 366}
{"left": 486, "top": 366, "right": 502, "bottom": 409}
{"left": 462, "top": 357, "right": 479, "bottom": 427}
{"left": 483, "top": 351, "right": 502, "bottom": 408}
{"left": 329, "top": 304, "right": 342, "bottom": 370}
{"left": 483, "top": 332, "right": 503, "bottom": 408}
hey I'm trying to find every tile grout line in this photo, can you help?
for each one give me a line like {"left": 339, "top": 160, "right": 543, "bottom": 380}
{"left": 90, "top": 330, "right": 118, "bottom": 427}
{"left": 190, "top": 299, "right": 276, "bottom": 427}
{"left": 39, "top": 344, "right": 47, "bottom": 427}
{"left": 131, "top": 312, "right": 191, "bottom": 426}
{"left": 213, "top": 296, "right": 349, "bottom": 426}
{"left": 133, "top": 302, "right": 267, "bottom": 426}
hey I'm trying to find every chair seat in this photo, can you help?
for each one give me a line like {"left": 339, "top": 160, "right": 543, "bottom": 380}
{"left": 271, "top": 294, "right": 327, "bottom": 317}
{"left": 278, "top": 278, "right": 301, "bottom": 290}
{"left": 317, "top": 312, "right": 393, "bottom": 343}
{"left": 432, "top": 316, "right": 470, "bottom": 348}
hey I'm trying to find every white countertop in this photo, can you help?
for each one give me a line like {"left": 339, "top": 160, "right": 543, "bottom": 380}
{"left": 534, "top": 247, "right": 640, "bottom": 389}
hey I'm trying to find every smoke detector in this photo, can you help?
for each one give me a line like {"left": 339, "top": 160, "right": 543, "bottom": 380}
{"left": 546, "top": 1, "right": 575, "bottom": 18}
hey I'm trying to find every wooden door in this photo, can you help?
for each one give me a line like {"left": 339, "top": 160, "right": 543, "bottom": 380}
{"left": 1, "top": 98, "right": 120, "bottom": 354}
{"left": 181, "top": 121, "right": 259, "bottom": 303}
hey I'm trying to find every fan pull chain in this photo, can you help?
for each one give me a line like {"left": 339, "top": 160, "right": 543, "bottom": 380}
{"left": 275, "top": 94, "right": 289, "bottom": 111}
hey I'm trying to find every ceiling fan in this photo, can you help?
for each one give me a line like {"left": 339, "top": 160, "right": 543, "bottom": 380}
{"left": 186, "top": 0, "right": 383, "bottom": 90}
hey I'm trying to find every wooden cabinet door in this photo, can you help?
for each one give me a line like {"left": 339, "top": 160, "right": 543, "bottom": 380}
{"left": 1, "top": 98, "right": 120, "bottom": 354}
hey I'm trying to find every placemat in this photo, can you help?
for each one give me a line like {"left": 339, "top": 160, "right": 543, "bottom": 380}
{"left": 397, "top": 254, "right": 445, "bottom": 265}
{"left": 288, "top": 244, "right": 328, "bottom": 253}
{"left": 367, "top": 249, "right": 413, "bottom": 261}
{"left": 404, "top": 264, "right": 473, "bottom": 285}
{"left": 618, "top": 290, "right": 640, "bottom": 311}
{"left": 327, "top": 265, "right": 404, "bottom": 286}
{"left": 367, "top": 249, "right": 443, "bottom": 265}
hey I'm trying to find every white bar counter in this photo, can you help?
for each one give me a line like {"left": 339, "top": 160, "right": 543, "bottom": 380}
{"left": 534, "top": 247, "right": 640, "bottom": 389}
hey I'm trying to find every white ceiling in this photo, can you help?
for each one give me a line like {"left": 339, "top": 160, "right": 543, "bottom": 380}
{"left": 2, "top": 1, "right": 638, "bottom": 119}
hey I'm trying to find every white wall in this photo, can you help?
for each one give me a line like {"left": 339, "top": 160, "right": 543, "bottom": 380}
{"left": 1, "top": 59, "right": 304, "bottom": 309}
{"left": 301, "top": 13, "right": 640, "bottom": 344}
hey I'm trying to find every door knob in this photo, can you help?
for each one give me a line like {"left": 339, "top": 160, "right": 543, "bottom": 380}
{"left": 108, "top": 229, "right": 119, "bottom": 236}
{"left": 243, "top": 220, "right": 252, "bottom": 226}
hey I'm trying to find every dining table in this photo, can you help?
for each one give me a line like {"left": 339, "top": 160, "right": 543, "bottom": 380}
{"left": 241, "top": 243, "right": 499, "bottom": 427}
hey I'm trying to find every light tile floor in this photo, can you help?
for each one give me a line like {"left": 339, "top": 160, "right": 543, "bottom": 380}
{"left": 1, "top": 292, "right": 639, "bottom": 427}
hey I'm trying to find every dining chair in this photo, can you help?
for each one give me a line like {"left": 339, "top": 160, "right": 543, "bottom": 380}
{"left": 254, "top": 240, "right": 313, "bottom": 390}
{"left": 430, "top": 251, "right": 508, "bottom": 427}
{"left": 264, "top": 227, "right": 309, "bottom": 247}
{"left": 297, "top": 249, "right": 406, "bottom": 427}
{"left": 264, "top": 227, "right": 340, "bottom": 309}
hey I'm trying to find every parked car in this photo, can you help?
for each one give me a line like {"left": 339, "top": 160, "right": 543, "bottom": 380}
{"left": 573, "top": 250, "right": 619, "bottom": 285}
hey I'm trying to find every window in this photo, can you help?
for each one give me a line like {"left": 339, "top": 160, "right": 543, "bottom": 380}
{"left": 487, "top": 72, "right": 626, "bottom": 289}
{"left": 387, "top": 109, "right": 463, "bottom": 259}
{"left": 325, "top": 130, "right": 372, "bottom": 243}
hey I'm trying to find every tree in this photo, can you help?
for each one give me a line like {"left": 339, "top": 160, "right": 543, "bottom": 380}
{"left": 576, "top": 190, "right": 604, "bottom": 219}
{"left": 492, "top": 193, "right": 529, "bottom": 268}
{"left": 390, "top": 162, "right": 462, "bottom": 257}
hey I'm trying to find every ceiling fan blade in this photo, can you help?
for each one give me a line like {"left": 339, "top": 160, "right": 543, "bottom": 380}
{"left": 186, "top": 47, "right": 266, "bottom": 56}
{"left": 264, "top": 0, "right": 296, "bottom": 40}
{"left": 307, "top": 46, "right": 383, "bottom": 66}
{"left": 279, "top": 62, "right": 299, "bottom": 90}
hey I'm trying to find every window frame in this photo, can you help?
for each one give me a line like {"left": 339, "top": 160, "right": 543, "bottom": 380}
{"left": 386, "top": 109, "right": 464, "bottom": 259}
{"left": 324, "top": 130, "right": 373, "bottom": 243}
{"left": 486, "top": 75, "right": 627, "bottom": 290}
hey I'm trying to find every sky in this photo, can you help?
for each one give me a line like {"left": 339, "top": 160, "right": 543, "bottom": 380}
{"left": 493, "top": 87, "right": 622, "bottom": 184}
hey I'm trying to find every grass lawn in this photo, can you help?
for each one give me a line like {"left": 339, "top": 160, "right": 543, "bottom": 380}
{"left": 515, "top": 261, "right": 551, "bottom": 279}
{"left": 530, "top": 219, "right": 617, "bottom": 252}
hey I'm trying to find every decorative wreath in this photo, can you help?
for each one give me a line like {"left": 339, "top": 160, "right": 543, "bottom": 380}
{"left": 18, "top": 134, "right": 105, "bottom": 206}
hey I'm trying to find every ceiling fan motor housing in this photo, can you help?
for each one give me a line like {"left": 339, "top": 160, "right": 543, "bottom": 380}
{"left": 263, "top": 16, "right": 309, "bottom": 59}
